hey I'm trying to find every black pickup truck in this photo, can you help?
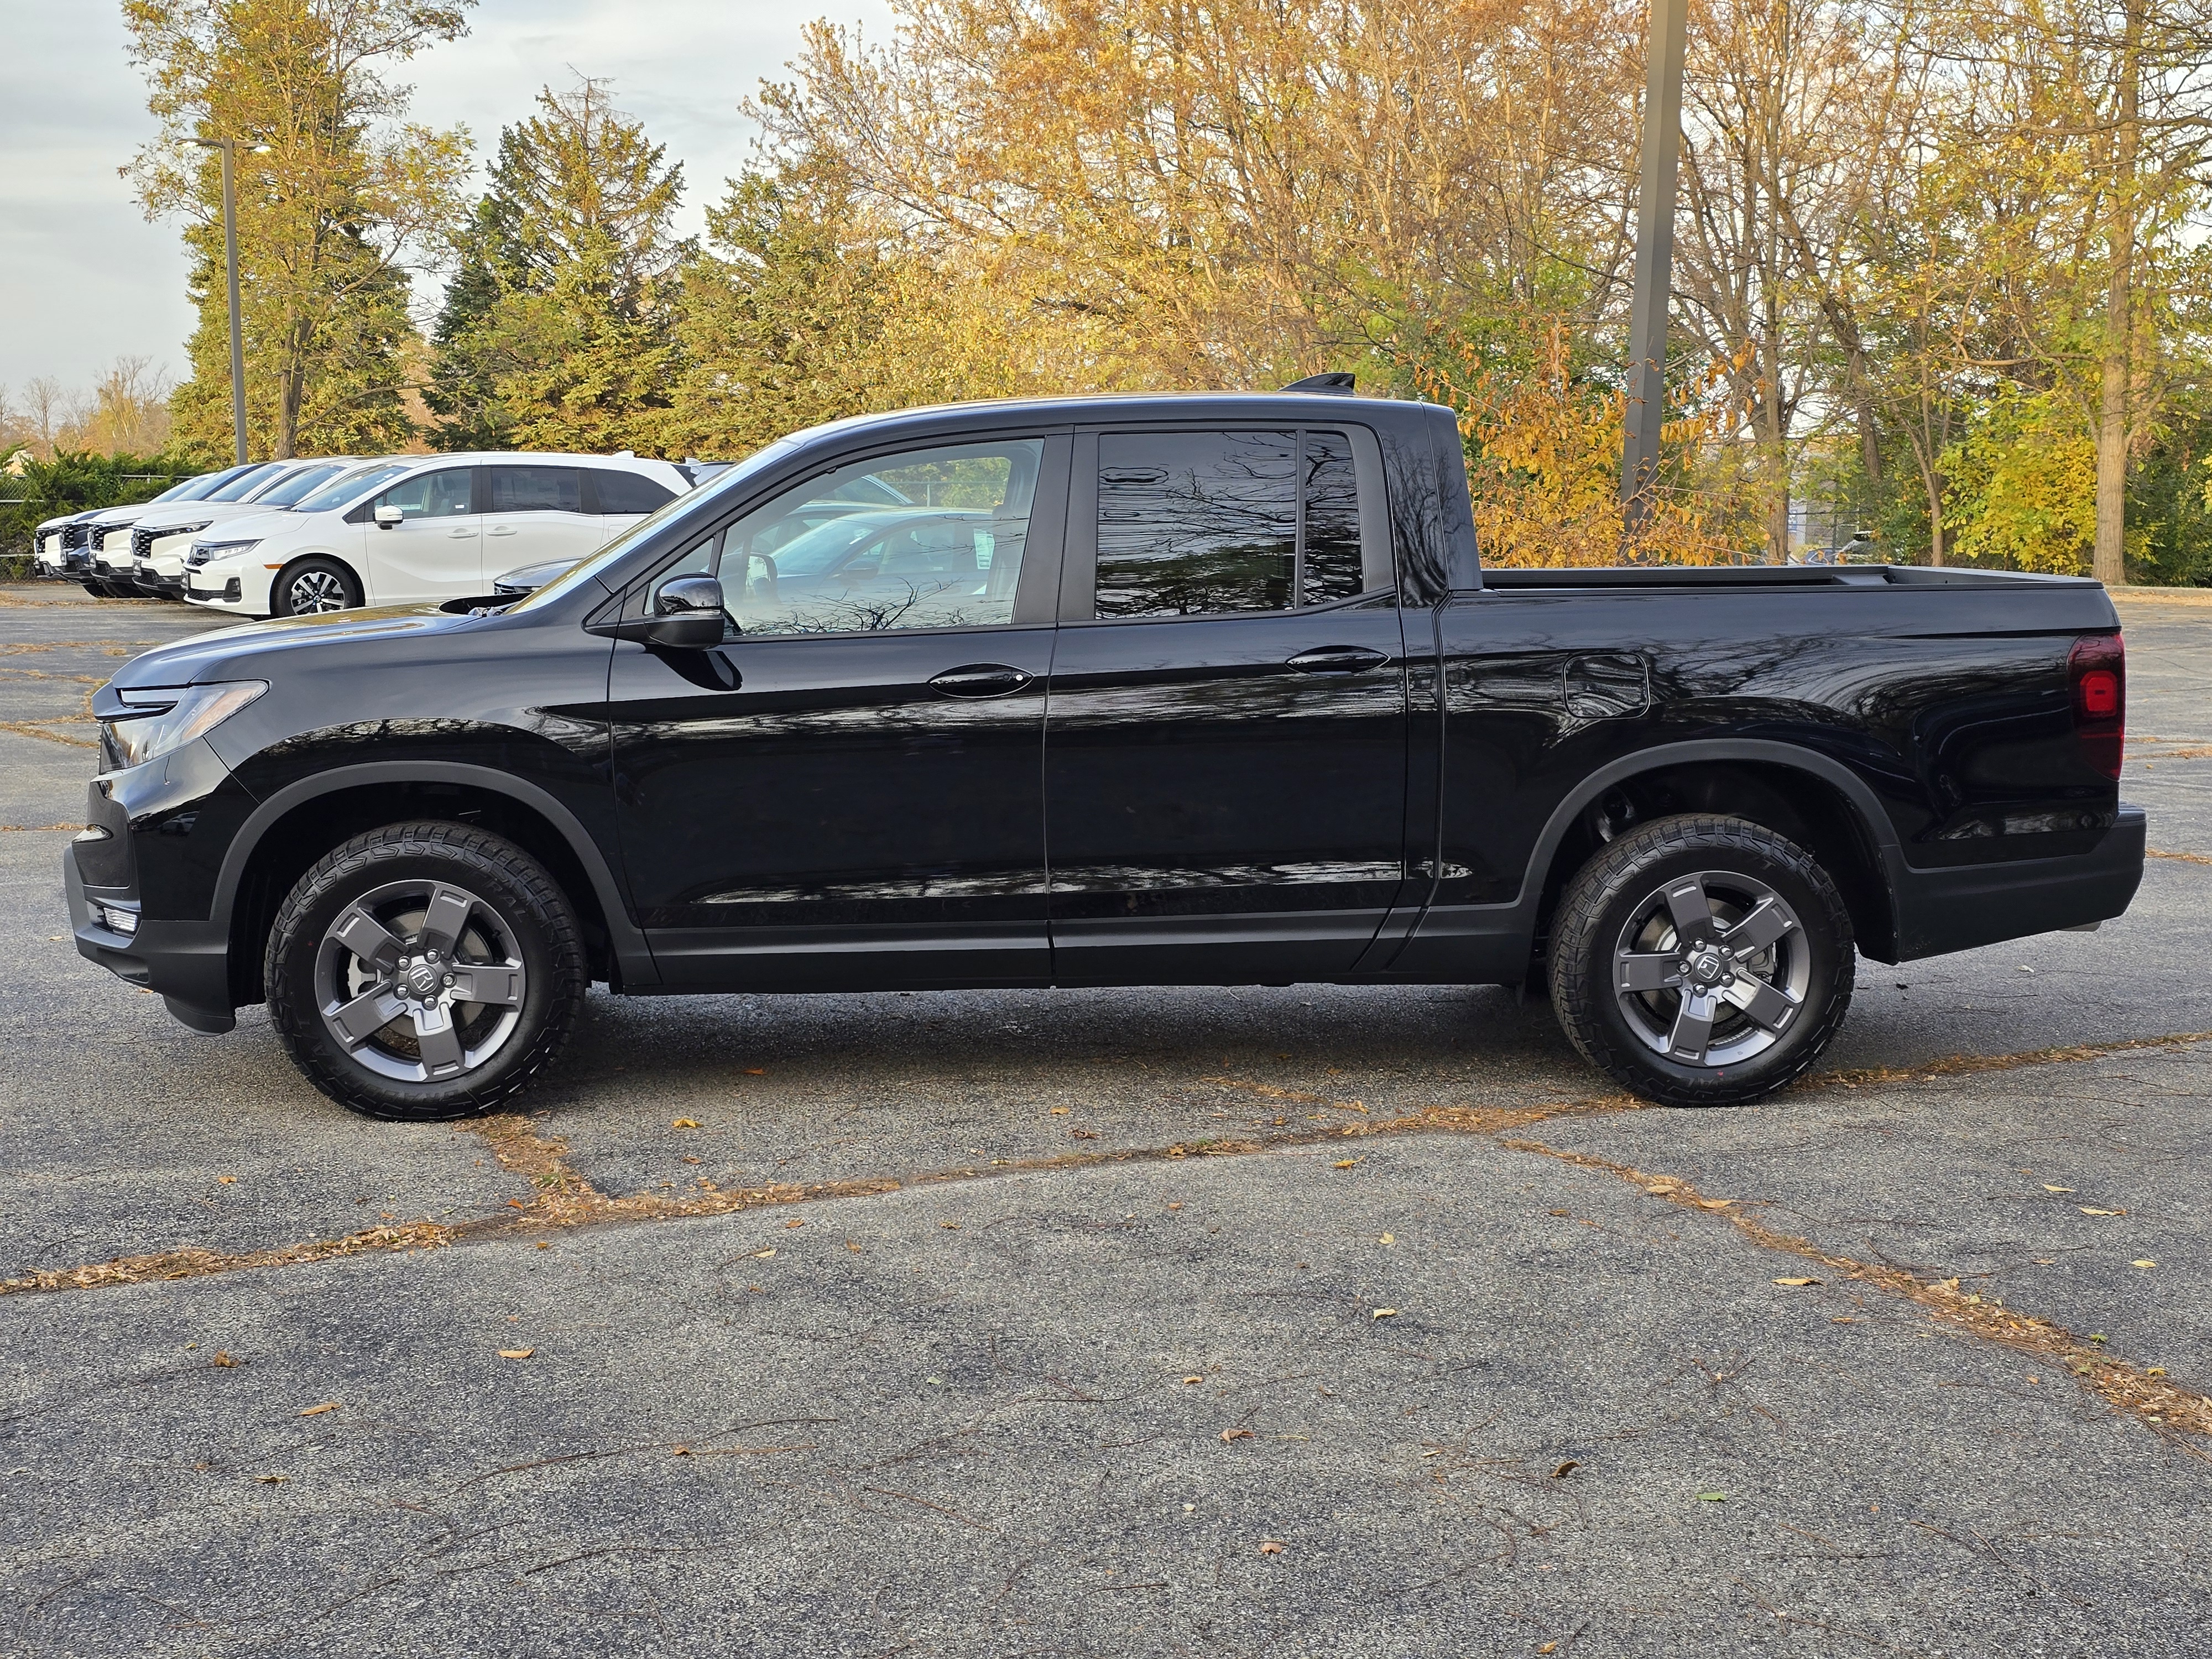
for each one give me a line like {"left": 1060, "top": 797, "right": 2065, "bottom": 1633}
{"left": 66, "top": 389, "right": 2143, "bottom": 1119}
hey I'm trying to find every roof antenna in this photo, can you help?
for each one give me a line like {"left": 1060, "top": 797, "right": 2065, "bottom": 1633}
{"left": 1281, "top": 372, "right": 1355, "bottom": 396}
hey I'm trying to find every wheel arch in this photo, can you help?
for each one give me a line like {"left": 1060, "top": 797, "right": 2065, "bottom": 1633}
{"left": 1521, "top": 740, "right": 1906, "bottom": 967}
{"left": 215, "top": 762, "right": 656, "bottom": 1005}
{"left": 270, "top": 551, "right": 366, "bottom": 614}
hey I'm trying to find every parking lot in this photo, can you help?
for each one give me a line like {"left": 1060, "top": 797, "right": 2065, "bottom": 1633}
{"left": 2, "top": 582, "right": 2209, "bottom": 1656}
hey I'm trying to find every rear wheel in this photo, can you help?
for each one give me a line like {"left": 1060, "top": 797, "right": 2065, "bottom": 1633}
{"left": 272, "top": 556, "right": 361, "bottom": 616}
{"left": 265, "top": 822, "right": 586, "bottom": 1120}
{"left": 1547, "top": 813, "right": 1854, "bottom": 1106}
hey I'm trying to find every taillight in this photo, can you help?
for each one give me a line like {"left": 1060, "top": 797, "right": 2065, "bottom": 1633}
{"left": 2069, "top": 632, "right": 2125, "bottom": 780}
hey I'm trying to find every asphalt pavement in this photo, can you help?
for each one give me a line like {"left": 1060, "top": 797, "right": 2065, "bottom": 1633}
{"left": 1, "top": 582, "right": 2207, "bottom": 1657}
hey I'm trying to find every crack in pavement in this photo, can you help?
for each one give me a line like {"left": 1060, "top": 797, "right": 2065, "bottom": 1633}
{"left": 1496, "top": 1135, "right": 2212, "bottom": 1455}
{"left": 2148, "top": 849, "right": 2212, "bottom": 866}
{"left": 7, "top": 1027, "right": 2212, "bottom": 1453}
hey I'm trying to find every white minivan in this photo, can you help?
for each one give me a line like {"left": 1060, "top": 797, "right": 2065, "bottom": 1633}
{"left": 183, "top": 451, "right": 692, "bottom": 617}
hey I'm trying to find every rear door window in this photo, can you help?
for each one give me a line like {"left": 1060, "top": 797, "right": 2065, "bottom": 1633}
{"left": 1092, "top": 427, "right": 1374, "bottom": 618}
{"left": 487, "top": 466, "right": 585, "bottom": 514}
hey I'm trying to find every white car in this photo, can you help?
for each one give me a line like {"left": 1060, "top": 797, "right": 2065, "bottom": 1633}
{"left": 129, "top": 456, "right": 363, "bottom": 599}
{"left": 184, "top": 451, "right": 692, "bottom": 617}
{"left": 37, "top": 466, "right": 250, "bottom": 589}
{"left": 81, "top": 461, "right": 298, "bottom": 592}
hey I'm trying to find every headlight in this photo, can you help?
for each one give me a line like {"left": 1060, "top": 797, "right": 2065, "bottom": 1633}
{"left": 187, "top": 537, "right": 260, "bottom": 568}
{"left": 101, "top": 681, "right": 268, "bottom": 770}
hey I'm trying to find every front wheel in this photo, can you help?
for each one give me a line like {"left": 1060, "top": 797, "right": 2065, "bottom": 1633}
{"left": 265, "top": 822, "right": 586, "bottom": 1120}
{"left": 272, "top": 556, "right": 362, "bottom": 616}
{"left": 1547, "top": 813, "right": 1855, "bottom": 1106}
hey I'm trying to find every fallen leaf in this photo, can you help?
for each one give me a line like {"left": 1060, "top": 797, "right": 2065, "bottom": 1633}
{"left": 1698, "top": 1492, "right": 1726, "bottom": 1502}
{"left": 1547, "top": 1208, "right": 1569, "bottom": 1217}
{"left": 1379, "top": 1233, "right": 1395, "bottom": 1245}
{"left": 1071, "top": 1129, "right": 1098, "bottom": 1140}
{"left": 846, "top": 1241, "right": 862, "bottom": 1253}
{"left": 1552, "top": 1459, "right": 1580, "bottom": 1479}
{"left": 297, "top": 1403, "right": 338, "bottom": 1418}
{"left": 1372, "top": 1307, "right": 1398, "bottom": 1319}
{"left": 743, "top": 1068, "right": 765, "bottom": 1076}
{"left": 498, "top": 1348, "right": 535, "bottom": 1360}
{"left": 672, "top": 1444, "right": 692, "bottom": 1456}
{"left": 1538, "top": 1645, "right": 1558, "bottom": 1656}
{"left": 1694, "top": 1198, "right": 1734, "bottom": 1210}
{"left": 1772, "top": 1277, "right": 1820, "bottom": 1286}
{"left": 2043, "top": 1185, "right": 2074, "bottom": 1193}
{"left": 939, "top": 1221, "right": 961, "bottom": 1230}
{"left": 255, "top": 1474, "right": 289, "bottom": 1485}
{"left": 2147, "top": 1367, "right": 2166, "bottom": 1377}
{"left": 750, "top": 1248, "right": 775, "bottom": 1259}
{"left": 1166, "top": 1202, "right": 1183, "bottom": 1211}
{"left": 1332, "top": 1159, "right": 1359, "bottom": 1170}
{"left": 534, "top": 1240, "right": 550, "bottom": 1250}
{"left": 2133, "top": 1259, "right": 2157, "bottom": 1269}
{"left": 217, "top": 1176, "right": 236, "bottom": 1185}
{"left": 671, "top": 1118, "right": 701, "bottom": 1129}
{"left": 1182, "top": 1375, "right": 1205, "bottom": 1385}
{"left": 785, "top": 1218, "right": 806, "bottom": 1229}
{"left": 1050, "top": 1106, "right": 1070, "bottom": 1115}
{"left": 210, "top": 1351, "right": 240, "bottom": 1368}
{"left": 1258, "top": 1539, "right": 1284, "bottom": 1554}
{"left": 1220, "top": 1428, "right": 1254, "bottom": 1443}
{"left": 2080, "top": 1207, "right": 2125, "bottom": 1216}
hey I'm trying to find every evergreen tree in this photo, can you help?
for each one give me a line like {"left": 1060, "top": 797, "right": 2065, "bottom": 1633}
{"left": 426, "top": 77, "right": 688, "bottom": 453}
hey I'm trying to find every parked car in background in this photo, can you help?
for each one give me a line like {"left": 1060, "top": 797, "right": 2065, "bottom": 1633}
{"left": 33, "top": 467, "right": 249, "bottom": 587}
{"left": 130, "top": 457, "right": 363, "bottom": 599}
{"left": 76, "top": 463, "right": 291, "bottom": 594}
{"left": 91, "top": 460, "right": 352, "bottom": 594}
{"left": 185, "top": 452, "right": 692, "bottom": 617}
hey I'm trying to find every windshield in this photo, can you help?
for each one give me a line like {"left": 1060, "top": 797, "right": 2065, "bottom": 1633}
{"left": 294, "top": 461, "right": 410, "bottom": 515}
{"left": 251, "top": 462, "right": 349, "bottom": 508}
{"left": 509, "top": 435, "right": 804, "bottom": 612}
{"left": 205, "top": 462, "right": 289, "bottom": 502}
{"left": 168, "top": 468, "right": 247, "bottom": 503}
{"left": 141, "top": 477, "right": 199, "bottom": 504}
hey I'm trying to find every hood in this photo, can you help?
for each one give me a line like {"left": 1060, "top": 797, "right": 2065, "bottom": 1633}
{"left": 85, "top": 503, "right": 159, "bottom": 528}
{"left": 134, "top": 498, "right": 286, "bottom": 536}
{"left": 180, "top": 507, "right": 306, "bottom": 547}
{"left": 110, "top": 603, "right": 484, "bottom": 691}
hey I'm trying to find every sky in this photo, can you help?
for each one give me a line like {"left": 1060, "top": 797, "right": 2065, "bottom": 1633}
{"left": 0, "top": 0, "right": 893, "bottom": 398}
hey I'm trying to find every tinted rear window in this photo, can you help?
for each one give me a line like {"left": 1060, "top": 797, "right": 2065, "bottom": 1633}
{"left": 592, "top": 469, "right": 676, "bottom": 515}
{"left": 489, "top": 465, "right": 585, "bottom": 513}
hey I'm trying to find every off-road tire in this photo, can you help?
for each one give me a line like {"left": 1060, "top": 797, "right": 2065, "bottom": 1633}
{"left": 272, "top": 556, "right": 362, "bottom": 617}
{"left": 266, "top": 821, "right": 586, "bottom": 1120}
{"left": 1547, "top": 813, "right": 1854, "bottom": 1107}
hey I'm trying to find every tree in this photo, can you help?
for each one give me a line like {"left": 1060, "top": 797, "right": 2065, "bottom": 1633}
{"left": 124, "top": 0, "right": 473, "bottom": 460}
{"left": 425, "top": 77, "right": 689, "bottom": 453}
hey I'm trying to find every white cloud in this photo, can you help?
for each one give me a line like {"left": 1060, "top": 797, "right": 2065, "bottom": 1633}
{"left": 0, "top": 0, "right": 892, "bottom": 395}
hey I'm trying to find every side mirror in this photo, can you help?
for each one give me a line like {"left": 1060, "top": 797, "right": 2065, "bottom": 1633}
{"left": 593, "top": 575, "right": 727, "bottom": 648}
{"left": 374, "top": 504, "right": 403, "bottom": 529}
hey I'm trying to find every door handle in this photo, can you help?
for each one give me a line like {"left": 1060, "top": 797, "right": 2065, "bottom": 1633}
{"left": 488, "top": 525, "right": 517, "bottom": 537}
{"left": 447, "top": 525, "right": 476, "bottom": 538}
{"left": 1286, "top": 645, "right": 1389, "bottom": 674}
{"left": 929, "top": 663, "right": 1034, "bottom": 699}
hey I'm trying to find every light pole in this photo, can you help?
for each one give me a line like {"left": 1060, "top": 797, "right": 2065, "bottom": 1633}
{"left": 188, "top": 136, "right": 249, "bottom": 465}
{"left": 1619, "top": 0, "right": 1690, "bottom": 539}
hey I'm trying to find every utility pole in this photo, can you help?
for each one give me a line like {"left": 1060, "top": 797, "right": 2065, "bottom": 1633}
{"left": 189, "top": 136, "right": 249, "bottom": 465}
{"left": 1620, "top": 0, "right": 1691, "bottom": 538}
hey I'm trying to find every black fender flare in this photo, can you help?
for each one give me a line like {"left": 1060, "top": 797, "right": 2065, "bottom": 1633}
{"left": 211, "top": 759, "right": 659, "bottom": 987}
{"left": 1382, "top": 738, "right": 1909, "bottom": 971}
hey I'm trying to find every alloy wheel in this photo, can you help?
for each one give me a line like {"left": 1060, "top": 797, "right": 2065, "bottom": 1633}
{"left": 1610, "top": 868, "right": 1809, "bottom": 1068}
{"left": 288, "top": 570, "right": 349, "bottom": 613}
{"left": 313, "top": 879, "right": 527, "bottom": 1083}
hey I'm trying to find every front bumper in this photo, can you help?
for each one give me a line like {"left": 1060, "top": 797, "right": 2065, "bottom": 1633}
{"left": 65, "top": 844, "right": 237, "bottom": 1032}
{"left": 1892, "top": 802, "right": 2147, "bottom": 961}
